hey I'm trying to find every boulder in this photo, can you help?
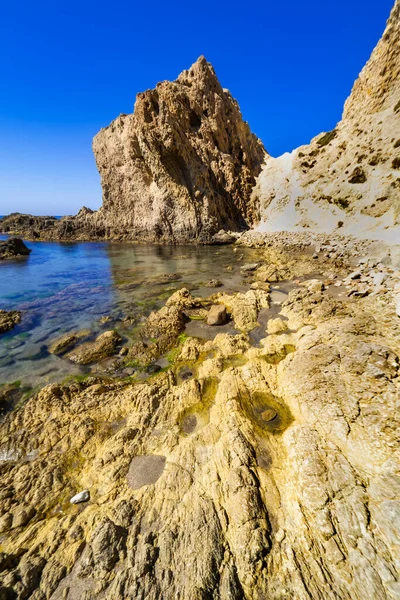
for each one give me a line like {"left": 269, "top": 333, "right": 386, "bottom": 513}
{"left": 0, "top": 238, "right": 31, "bottom": 259}
{"left": 210, "top": 230, "right": 236, "bottom": 245}
{"left": 206, "top": 305, "right": 227, "bottom": 326}
{"left": 66, "top": 330, "right": 121, "bottom": 364}
{"left": 267, "top": 318, "right": 289, "bottom": 335}
{"left": 48, "top": 330, "right": 89, "bottom": 355}
{"left": 204, "top": 279, "right": 223, "bottom": 288}
{"left": 0, "top": 309, "right": 21, "bottom": 334}
{"left": 240, "top": 263, "right": 259, "bottom": 272}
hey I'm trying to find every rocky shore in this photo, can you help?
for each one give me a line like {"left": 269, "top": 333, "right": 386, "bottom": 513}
{"left": 0, "top": 2, "right": 399, "bottom": 596}
{"left": 1, "top": 232, "right": 399, "bottom": 599}
{"left": 0, "top": 237, "right": 31, "bottom": 260}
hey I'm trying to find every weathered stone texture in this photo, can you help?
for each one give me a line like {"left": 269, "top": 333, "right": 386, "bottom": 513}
{"left": 91, "top": 56, "right": 266, "bottom": 242}
{"left": 254, "top": 0, "right": 400, "bottom": 241}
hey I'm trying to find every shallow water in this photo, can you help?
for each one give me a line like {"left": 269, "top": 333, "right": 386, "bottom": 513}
{"left": 0, "top": 237, "right": 260, "bottom": 387}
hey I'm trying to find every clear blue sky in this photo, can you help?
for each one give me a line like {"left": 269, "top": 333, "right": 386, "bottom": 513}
{"left": 0, "top": 0, "right": 394, "bottom": 215}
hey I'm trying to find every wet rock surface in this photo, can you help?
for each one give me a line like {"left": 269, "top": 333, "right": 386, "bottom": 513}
{"left": 0, "top": 237, "right": 31, "bottom": 259}
{"left": 65, "top": 330, "right": 122, "bottom": 364}
{"left": 0, "top": 310, "right": 22, "bottom": 334}
{"left": 0, "top": 232, "right": 400, "bottom": 599}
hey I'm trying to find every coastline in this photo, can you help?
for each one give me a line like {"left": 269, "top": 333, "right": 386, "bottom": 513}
{"left": 1, "top": 230, "right": 400, "bottom": 597}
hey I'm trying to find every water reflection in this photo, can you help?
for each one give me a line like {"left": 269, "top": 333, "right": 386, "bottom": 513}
{"left": 0, "top": 237, "right": 258, "bottom": 387}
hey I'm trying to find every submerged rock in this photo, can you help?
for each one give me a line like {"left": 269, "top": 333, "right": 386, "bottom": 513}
{"left": 48, "top": 330, "right": 90, "bottom": 355}
{"left": 0, "top": 310, "right": 21, "bottom": 334}
{"left": 204, "top": 279, "right": 223, "bottom": 288}
{"left": 240, "top": 262, "right": 259, "bottom": 272}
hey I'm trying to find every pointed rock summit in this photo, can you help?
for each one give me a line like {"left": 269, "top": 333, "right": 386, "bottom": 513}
{"left": 92, "top": 56, "right": 267, "bottom": 242}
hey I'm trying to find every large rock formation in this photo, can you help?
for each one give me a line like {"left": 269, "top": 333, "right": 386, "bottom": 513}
{"left": 253, "top": 0, "right": 400, "bottom": 242}
{"left": 0, "top": 59, "right": 265, "bottom": 243}
{"left": 92, "top": 56, "right": 266, "bottom": 242}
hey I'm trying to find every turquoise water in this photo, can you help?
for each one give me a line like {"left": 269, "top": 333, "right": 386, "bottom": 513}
{"left": 0, "top": 237, "right": 257, "bottom": 387}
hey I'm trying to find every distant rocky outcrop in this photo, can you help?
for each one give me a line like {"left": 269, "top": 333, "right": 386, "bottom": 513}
{"left": 0, "top": 237, "right": 31, "bottom": 259}
{"left": 92, "top": 56, "right": 266, "bottom": 242}
{"left": 253, "top": 0, "right": 400, "bottom": 241}
{"left": 0, "top": 210, "right": 105, "bottom": 242}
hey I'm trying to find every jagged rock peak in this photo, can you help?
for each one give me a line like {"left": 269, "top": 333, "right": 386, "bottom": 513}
{"left": 92, "top": 56, "right": 267, "bottom": 242}
{"left": 177, "top": 55, "right": 218, "bottom": 84}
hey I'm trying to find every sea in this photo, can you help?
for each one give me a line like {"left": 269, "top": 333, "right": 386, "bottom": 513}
{"left": 0, "top": 235, "right": 262, "bottom": 388}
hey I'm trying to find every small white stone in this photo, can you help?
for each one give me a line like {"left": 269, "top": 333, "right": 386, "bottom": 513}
{"left": 70, "top": 490, "right": 90, "bottom": 504}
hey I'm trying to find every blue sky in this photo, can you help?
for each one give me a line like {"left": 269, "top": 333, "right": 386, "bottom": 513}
{"left": 0, "top": 0, "right": 394, "bottom": 215}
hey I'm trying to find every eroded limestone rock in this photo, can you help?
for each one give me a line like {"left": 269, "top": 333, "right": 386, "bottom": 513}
{"left": 253, "top": 0, "right": 400, "bottom": 241}
{"left": 0, "top": 309, "right": 21, "bottom": 334}
{"left": 65, "top": 330, "right": 121, "bottom": 364}
{"left": 0, "top": 235, "right": 400, "bottom": 599}
{"left": 0, "top": 237, "right": 31, "bottom": 259}
{"left": 89, "top": 56, "right": 267, "bottom": 243}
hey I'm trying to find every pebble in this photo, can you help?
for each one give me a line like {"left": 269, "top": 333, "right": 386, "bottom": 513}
{"left": 261, "top": 408, "right": 277, "bottom": 422}
{"left": 372, "top": 272, "right": 386, "bottom": 287}
{"left": 70, "top": 490, "right": 90, "bottom": 504}
{"left": 204, "top": 279, "right": 223, "bottom": 288}
{"left": 207, "top": 304, "right": 227, "bottom": 326}
{"left": 240, "top": 263, "right": 259, "bottom": 272}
